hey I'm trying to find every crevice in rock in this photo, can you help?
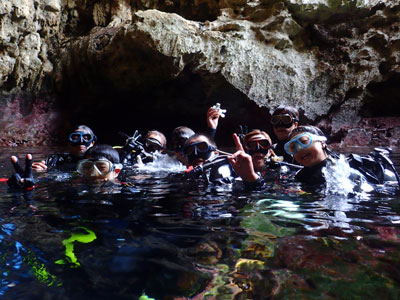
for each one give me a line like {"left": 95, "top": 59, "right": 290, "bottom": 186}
{"left": 361, "top": 73, "right": 400, "bottom": 118}
{"left": 314, "top": 87, "right": 363, "bottom": 143}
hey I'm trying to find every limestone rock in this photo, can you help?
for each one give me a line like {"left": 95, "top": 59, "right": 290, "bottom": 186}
{"left": 0, "top": 0, "right": 399, "bottom": 146}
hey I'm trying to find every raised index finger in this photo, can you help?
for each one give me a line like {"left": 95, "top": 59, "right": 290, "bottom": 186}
{"left": 232, "top": 133, "right": 245, "bottom": 152}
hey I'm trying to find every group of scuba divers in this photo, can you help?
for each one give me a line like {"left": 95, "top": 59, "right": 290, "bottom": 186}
{"left": 6, "top": 104, "right": 400, "bottom": 195}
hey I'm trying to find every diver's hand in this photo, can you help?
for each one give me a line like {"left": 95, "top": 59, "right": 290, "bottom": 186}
{"left": 232, "top": 133, "right": 245, "bottom": 152}
{"left": 228, "top": 134, "right": 259, "bottom": 182}
{"left": 207, "top": 106, "right": 221, "bottom": 129}
{"left": 8, "top": 154, "right": 37, "bottom": 189}
{"left": 228, "top": 151, "right": 259, "bottom": 182}
{"left": 124, "top": 130, "right": 144, "bottom": 153}
{"left": 32, "top": 160, "right": 48, "bottom": 171}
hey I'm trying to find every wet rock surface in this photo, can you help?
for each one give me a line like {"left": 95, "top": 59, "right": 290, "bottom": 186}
{"left": 0, "top": 0, "right": 399, "bottom": 146}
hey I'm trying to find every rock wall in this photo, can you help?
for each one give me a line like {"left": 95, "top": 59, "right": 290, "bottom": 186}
{"left": 0, "top": 0, "right": 399, "bottom": 147}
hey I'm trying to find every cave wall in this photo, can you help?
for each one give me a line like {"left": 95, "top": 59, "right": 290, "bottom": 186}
{"left": 0, "top": 0, "right": 399, "bottom": 147}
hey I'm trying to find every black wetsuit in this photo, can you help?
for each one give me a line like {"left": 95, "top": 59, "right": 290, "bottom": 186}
{"left": 119, "top": 148, "right": 153, "bottom": 166}
{"left": 120, "top": 127, "right": 218, "bottom": 166}
{"left": 272, "top": 140, "right": 297, "bottom": 164}
{"left": 294, "top": 159, "right": 328, "bottom": 186}
{"left": 185, "top": 156, "right": 237, "bottom": 185}
{"left": 45, "top": 153, "right": 83, "bottom": 172}
{"left": 241, "top": 165, "right": 283, "bottom": 190}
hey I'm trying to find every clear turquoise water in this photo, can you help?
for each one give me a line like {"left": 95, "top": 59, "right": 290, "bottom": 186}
{"left": 0, "top": 147, "right": 399, "bottom": 300}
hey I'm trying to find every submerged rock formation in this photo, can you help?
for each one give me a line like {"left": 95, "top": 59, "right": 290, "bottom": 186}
{"left": 0, "top": 0, "right": 399, "bottom": 147}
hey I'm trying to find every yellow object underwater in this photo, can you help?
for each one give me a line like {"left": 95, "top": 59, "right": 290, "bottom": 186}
{"left": 55, "top": 227, "right": 97, "bottom": 267}
{"left": 138, "top": 292, "right": 156, "bottom": 300}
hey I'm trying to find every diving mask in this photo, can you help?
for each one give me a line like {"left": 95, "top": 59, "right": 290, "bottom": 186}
{"left": 284, "top": 133, "right": 327, "bottom": 155}
{"left": 182, "top": 141, "right": 216, "bottom": 156}
{"left": 144, "top": 138, "right": 163, "bottom": 153}
{"left": 271, "top": 114, "right": 297, "bottom": 128}
{"left": 69, "top": 132, "right": 95, "bottom": 147}
{"left": 77, "top": 158, "right": 122, "bottom": 177}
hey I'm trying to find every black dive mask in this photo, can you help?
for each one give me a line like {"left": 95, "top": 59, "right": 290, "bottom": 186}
{"left": 244, "top": 139, "right": 271, "bottom": 156}
{"left": 271, "top": 114, "right": 297, "bottom": 128}
{"left": 171, "top": 136, "right": 189, "bottom": 152}
{"left": 69, "top": 132, "right": 95, "bottom": 147}
{"left": 183, "top": 142, "right": 215, "bottom": 164}
{"left": 144, "top": 138, "right": 163, "bottom": 153}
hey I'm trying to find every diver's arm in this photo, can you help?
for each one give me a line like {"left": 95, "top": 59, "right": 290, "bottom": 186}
{"left": 206, "top": 105, "right": 224, "bottom": 140}
{"left": 206, "top": 106, "right": 221, "bottom": 130}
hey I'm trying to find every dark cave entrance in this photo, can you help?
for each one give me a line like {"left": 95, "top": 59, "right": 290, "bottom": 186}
{"left": 56, "top": 67, "right": 272, "bottom": 148}
{"left": 52, "top": 28, "right": 276, "bottom": 149}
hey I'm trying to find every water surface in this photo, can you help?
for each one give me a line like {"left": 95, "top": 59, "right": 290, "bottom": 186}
{"left": 0, "top": 147, "right": 399, "bottom": 300}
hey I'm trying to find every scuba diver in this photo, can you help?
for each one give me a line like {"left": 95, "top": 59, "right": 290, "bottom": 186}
{"left": 168, "top": 103, "right": 225, "bottom": 165}
{"left": 182, "top": 133, "right": 237, "bottom": 184}
{"left": 169, "top": 126, "right": 196, "bottom": 165}
{"left": 7, "top": 144, "right": 141, "bottom": 216}
{"left": 8, "top": 144, "right": 143, "bottom": 191}
{"left": 239, "top": 129, "right": 293, "bottom": 183}
{"left": 118, "top": 130, "right": 167, "bottom": 166}
{"left": 270, "top": 106, "right": 299, "bottom": 164}
{"left": 284, "top": 126, "right": 400, "bottom": 191}
{"left": 32, "top": 125, "right": 97, "bottom": 172}
{"left": 283, "top": 125, "right": 338, "bottom": 186}
{"left": 228, "top": 128, "right": 302, "bottom": 189}
{"left": 76, "top": 144, "right": 124, "bottom": 184}
{"left": 229, "top": 125, "right": 399, "bottom": 193}
{"left": 9, "top": 145, "right": 122, "bottom": 187}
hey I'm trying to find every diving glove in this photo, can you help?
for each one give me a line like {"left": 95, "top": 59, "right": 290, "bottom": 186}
{"left": 8, "top": 154, "right": 37, "bottom": 190}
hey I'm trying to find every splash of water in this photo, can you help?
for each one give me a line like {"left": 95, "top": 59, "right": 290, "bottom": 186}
{"left": 322, "top": 155, "right": 373, "bottom": 196}
{"left": 322, "top": 155, "right": 356, "bottom": 195}
{"left": 135, "top": 152, "right": 186, "bottom": 173}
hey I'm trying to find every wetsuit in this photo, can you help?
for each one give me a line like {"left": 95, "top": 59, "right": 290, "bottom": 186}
{"left": 119, "top": 147, "right": 153, "bottom": 166}
{"left": 294, "top": 157, "right": 373, "bottom": 192}
{"left": 294, "top": 159, "right": 328, "bottom": 186}
{"left": 185, "top": 156, "right": 238, "bottom": 185}
{"left": 272, "top": 140, "right": 298, "bottom": 164}
{"left": 207, "top": 128, "right": 217, "bottom": 140}
{"left": 45, "top": 153, "right": 83, "bottom": 172}
{"left": 241, "top": 165, "right": 283, "bottom": 191}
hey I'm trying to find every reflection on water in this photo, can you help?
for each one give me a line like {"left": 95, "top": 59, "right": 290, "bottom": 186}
{"left": 0, "top": 147, "right": 399, "bottom": 299}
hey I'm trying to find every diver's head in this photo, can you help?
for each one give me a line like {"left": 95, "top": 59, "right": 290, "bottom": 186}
{"left": 68, "top": 125, "right": 97, "bottom": 157}
{"left": 170, "top": 126, "right": 195, "bottom": 164}
{"left": 271, "top": 106, "right": 299, "bottom": 141}
{"left": 285, "top": 125, "right": 328, "bottom": 167}
{"left": 143, "top": 130, "right": 167, "bottom": 153}
{"left": 77, "top": 144, "right": 122, "bottom": 182}
{"left": 243, "top": 130, "right": 272, "bottom": 171}
{"left": 182, "top": 134, "right": 217, "bottom": 167}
